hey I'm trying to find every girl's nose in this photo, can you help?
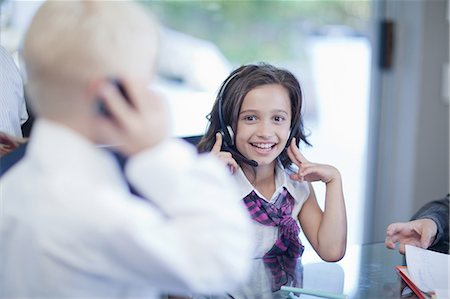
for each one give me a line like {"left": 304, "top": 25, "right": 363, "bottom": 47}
{"left": 256, "top": 121, "right": 274, "bottom": 138}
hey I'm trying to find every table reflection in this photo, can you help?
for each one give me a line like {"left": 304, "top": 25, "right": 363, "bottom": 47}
{"left": 193, "top": 256, "right": 342, "bottom": 299}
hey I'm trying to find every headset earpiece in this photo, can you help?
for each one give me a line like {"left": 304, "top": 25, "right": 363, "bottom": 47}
{"left": 219, "top": 129, "right": 231, "bottom": 148}
{"left": 218, "top": 125, "right": 234, "bottom": 148}
{"left": 217, "top": 72, "right": 239, "bottom": 148}
{"left": 285, "top": 129, "right": 293, "bottom": 149}
{"left": 226, "top": 126, "right": 234, "bottom": 146}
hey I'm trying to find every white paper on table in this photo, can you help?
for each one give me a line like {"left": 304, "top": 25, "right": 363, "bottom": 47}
{"left": 405, "top": 245, "right": 449, "bottom": 294}
{"left": 435, "top": 288, "right": 449, "bottom": 299}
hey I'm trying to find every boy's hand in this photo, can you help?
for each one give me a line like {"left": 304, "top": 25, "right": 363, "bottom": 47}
{"left": 287, "top": 138, "right": 340, "bottom": 184}
{"left": 95, "top": 79, "right": 169, "bottom": 156}
{"left": 211, "top": 132, "right": 239, "bottom": 173}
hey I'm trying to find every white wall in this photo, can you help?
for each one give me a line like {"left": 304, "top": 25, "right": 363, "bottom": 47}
{"left": 365, "top": 0, "right": 449, "bottom": 243}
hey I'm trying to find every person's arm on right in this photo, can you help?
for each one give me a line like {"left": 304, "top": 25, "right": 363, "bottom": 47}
{"left": 385, "top": 197, "right": 449, "bottom": 254}
{"left": 385, "top": 219, "right": 438, "bottom": 254}
{"left": 410, "top": 197, "right": 449, "bottom": 253}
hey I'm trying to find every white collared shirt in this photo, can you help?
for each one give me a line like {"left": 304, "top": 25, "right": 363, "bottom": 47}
{"left": 233, "top": 161, "right": 310, "bottom": 258}
{"left": 0, "top": 120, "right": 253, "bottom": 298}
{"left": 0, "top": 46, "right": 28, "bottom": 137}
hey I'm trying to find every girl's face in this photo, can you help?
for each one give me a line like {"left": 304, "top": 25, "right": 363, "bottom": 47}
{"left": 235, "top": 84, "right": 292, "bottom": 168}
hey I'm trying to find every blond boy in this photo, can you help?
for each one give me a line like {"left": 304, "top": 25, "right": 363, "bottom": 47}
{"left": 0, "top": 2, "right": 252, "bottom": 297}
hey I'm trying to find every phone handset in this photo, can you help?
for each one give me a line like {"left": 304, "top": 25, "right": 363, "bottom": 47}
{"left": 96, "top": 79, "right": 131, "bottom": 118}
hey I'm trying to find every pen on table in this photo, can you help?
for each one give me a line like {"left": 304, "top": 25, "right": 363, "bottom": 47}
{"left": 281, "top": 286, "right": 347, "bottom": 299}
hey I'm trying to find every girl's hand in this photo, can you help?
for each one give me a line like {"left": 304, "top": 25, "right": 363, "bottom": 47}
{"left": 287, "top": 138, "right": 340, "bottom": 184}
{"left": 211, "top": 132, "right": 239, "bottom": 173}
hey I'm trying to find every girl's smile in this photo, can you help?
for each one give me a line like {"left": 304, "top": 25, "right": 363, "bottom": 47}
{"left": 251, "top": 142, "right": 277, "bottom": 148}
{"left": 250, "top": 142, "right": 277, "bottom": 154}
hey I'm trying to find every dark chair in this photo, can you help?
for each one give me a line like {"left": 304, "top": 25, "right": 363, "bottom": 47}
{"left": 180, "top": 135, "right": 202, "bottom": 147}
{"left": 0, "top": 143, "right": 28, "bottom": 177}
{"left": 21, "top": 89, "right": 35, "bottom": 138}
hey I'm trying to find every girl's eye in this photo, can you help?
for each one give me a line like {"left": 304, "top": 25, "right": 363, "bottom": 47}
{"left": 274, "top": 116, "right": 285, "bottom": 122}
{"left": 243, "top": 115, "right": 257, "bottom": 121}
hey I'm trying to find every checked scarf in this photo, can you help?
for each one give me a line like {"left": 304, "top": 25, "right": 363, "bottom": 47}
{"left": 243, "top": 187, "right": 304, "bottom": 291}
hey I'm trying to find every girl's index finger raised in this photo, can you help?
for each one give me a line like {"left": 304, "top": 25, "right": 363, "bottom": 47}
{"left": 211, "top": 132, "right": 223, "bottom": 153}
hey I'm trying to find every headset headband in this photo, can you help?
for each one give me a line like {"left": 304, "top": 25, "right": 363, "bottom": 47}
{"left": 218, "top": 71, "right": 243, "bottom": 147}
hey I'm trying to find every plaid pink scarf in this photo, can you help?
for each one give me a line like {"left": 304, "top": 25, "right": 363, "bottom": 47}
{"left": 243, "top": 187, "right": 304, "bottom": 290}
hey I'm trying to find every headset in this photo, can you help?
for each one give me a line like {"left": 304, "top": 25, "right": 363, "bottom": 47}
{"left": 217, "top": 69, "right": 300, "bottom": 168}
{"left": 217, "top": 71, "right": 258, "bottom": 167}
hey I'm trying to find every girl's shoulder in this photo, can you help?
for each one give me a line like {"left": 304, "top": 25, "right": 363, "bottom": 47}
{"left": 232, "top": 167, "right": 257, "bottom": 199}
{"left": 277, "top": 163, "right": 310, "bottom": 202}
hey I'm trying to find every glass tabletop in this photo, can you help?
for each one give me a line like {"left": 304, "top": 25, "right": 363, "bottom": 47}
{"left": 190, "top": 242, "right": 411, "bottom": 299}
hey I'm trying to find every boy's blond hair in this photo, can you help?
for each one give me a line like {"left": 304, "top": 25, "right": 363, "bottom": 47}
{"left": 23, "top": 1, "right": 159, "bottom": 117}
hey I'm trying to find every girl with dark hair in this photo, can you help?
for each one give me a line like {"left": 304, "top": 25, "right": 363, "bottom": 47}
{"left": 198, "top": 63, "right": 347, "bottom": 270}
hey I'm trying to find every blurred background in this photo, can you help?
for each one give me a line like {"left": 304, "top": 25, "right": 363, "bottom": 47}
{"left": 0, "top": 0, "right": 372, "bottom": 246}
{"left": 1, "top": 2, "right": 448, "bottom": 293}
{"left": 145, "top": 2, "right": 372, "bottom": 253}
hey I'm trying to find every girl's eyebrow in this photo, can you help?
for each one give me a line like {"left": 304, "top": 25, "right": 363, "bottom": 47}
{"left": 239, "top": 109, "right": 289, "bottom": 115}
{"left": 272, "top": 109, "right": 289, "bottom": 115}
{"left": 239, "top": 109, "right": 259, "bottom": 115}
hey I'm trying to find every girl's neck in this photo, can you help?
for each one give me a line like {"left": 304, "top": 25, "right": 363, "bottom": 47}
{"left": 242, "top": 162, "right": 276, "bottom": 200}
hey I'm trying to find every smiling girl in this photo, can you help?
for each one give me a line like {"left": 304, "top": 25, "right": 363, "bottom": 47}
{"left": 198, "top": 63, "right": 347, "bottom": 267}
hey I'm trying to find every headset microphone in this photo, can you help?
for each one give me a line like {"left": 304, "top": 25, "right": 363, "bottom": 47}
{"left": 222, "top": 143, "right": 259, "bottom": 167}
